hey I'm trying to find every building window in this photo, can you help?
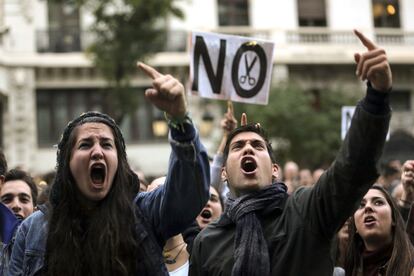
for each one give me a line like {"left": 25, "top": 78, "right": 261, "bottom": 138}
{"left": 218, "top": 0, "right": 249, "bottom": 26}
{"left": 390, "top": 90, "right": 411, "bottom": 111}
{"left": 297, "top": 0, "right": 327, "bottom": 27}
{"left": 43, "top": 1, "right": 81, "bottom": 52}
{"left": 372, "top": 0, "right": 400, "bottom": 28}
{"left": 36, "top": 89, "right": 160, "bottom": 147}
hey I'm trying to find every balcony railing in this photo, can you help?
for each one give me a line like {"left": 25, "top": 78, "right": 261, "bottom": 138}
{"left": 375, "top": 28, "right": 414, "bottom": 45}
{"left": 286, "top": 28, "right": 357, "bottom": 44}
{"left": 211, "top": 26, "right": 272, "bottom": 40}
{"left": 37, "top": 28, "right": 83, "bottom": 53}
{"left": 36, "top": 28, "right": 188, "bottom": 53}
{"left": 36, "top": 27, "right": 414, "bottom": 53}
{"left": 286, "top": 27, "right": 414, "bottom": 45}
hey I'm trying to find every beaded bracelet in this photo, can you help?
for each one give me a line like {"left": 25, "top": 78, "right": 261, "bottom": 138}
{"left": 164, "top": 112, "right": 192, "bottom": 133}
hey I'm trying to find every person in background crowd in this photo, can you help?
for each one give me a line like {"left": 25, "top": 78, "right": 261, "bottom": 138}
{"left": 299, "top": 168, "right": 314, "bottom": 187}
{"left": 7, "top": 62, "right": 210, "bottom": 276}
{"left": 190, "top": 29, "right": 392, "bottom": 275}
{"left": 163, "top": 233, "right": 189, "bottom": 276}
{"left": 282, "top": 160, "right": 299, "bottom": 194}
{"left": 147, "top": 176, "right": 166, "bottom": 192}
{"left": 391, "top": 160, "right": 414, "bottom": 222}
{"left": 400, "top": 160, "right": 414, "bottom": 246}
{"left": 333, "top": 218, "right": 352, "bottom": 276}
{"left": 344, "top": 185, "right": 414, "bottom": 276}
{"left": 146, "top": 177, "right": 190, "bottom": 276}
{"left": 210, "top": 101, "right": 237, "bottom": 202}
{"left": 391, "top": 183, "right": 403, "bottom": 201}
{"left": 376, "top": 159, "right": 402, "bottom": 194}
{"left": 134, "top": 169, "right": 149, "bottom": 192}
{"left": 1, "top": 169, "right": 38, "bottom": 221}
{"left": 0, "top": 149, "right": 7, "bottom": 188}
{"left": 40, "top": 171, "right": 56, "bottom": 186}
{"left": 196, "top": 186, "right": 223, "bottom": 230}
{"left": 181, "top": 103, "right": 235, "bottom": 254}
{"left": 0, "top": 169, "right": 38, "bottom": 274}
{"left": 312, "top": 168, "right": 325, "bottom": 184}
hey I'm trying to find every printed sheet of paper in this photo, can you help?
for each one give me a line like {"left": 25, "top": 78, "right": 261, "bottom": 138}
{"left": 190, "top": 31, "right": 275, "bottom": 105}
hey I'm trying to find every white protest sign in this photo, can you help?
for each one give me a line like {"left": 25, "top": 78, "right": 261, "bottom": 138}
{"left": 341, "top": 106, "right": 356, "bottom": 140}
{"left": 190, "top": 31, "right": 275, "bottom": 105}
{"left": 341, "top": 106, "right": 390, "bottom": 140}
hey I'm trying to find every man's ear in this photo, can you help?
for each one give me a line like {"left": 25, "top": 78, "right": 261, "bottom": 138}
{"left": 272, "top": 163, "right": 280, "bottom": 181}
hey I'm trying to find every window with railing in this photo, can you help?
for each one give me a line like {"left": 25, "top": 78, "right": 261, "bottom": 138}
{"left": 42, "top": 0, "right": 81, "bottom": 52}
{"left": 372, "top": 0, "right": 400, "bottom": 28}
{"left": 36, "top": 89, "right": 162, "bottom": 147}
{"left": 218, "top": 0, "right": 249, "bottom": 26}
{"left": 297, "top": 0, "right": 327, "bottom": 27}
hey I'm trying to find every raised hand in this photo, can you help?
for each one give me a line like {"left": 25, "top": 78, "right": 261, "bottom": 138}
{"left": 221, "top": 101, "right": 237, "bottom": 135}
{"left": 138, "top": 62, "right": 187, "bottom": 119}
{"left": 240, "top": 113, "right": 247, "bottom": 126}
{"left": 402, "top": 160, "right": 414, "bottom": 200}
{"left": 354, "top": 29, "right": 392, "bottom": 92}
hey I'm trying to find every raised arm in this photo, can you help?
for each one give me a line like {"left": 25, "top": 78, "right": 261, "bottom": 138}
{"left": 211, "top": 102, "right": 237, "bottom": 195}
{"left": 403, "top": 161, "right": 414, "bottom": 245}
{"left": 399, "top": 160, "right": 414, "bottom": 221}
{"left": 135, "top": 63, "right": 210, "bottom": 242}
{"left": 293, "top": 30, "right": 392, "bottom": 238}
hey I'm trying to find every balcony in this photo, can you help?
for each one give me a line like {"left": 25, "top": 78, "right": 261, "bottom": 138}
{"left": 35, "top": 27, "right": 414, "bottom": 65}
{"left": 286, "top": 27, "right": 414, "bottom": 45}
{"left": 36, "top": 28, "right": 188, "bottom": 53}
{"left": 37, "top": 27, "right": 83, "bottom": 53}
{"left": 37, "top": 26, "right": 414, "bottom": 54}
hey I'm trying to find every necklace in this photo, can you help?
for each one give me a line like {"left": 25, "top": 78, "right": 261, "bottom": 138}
{"left": 164, "top": 243, "right": 186, "bottom": 265}
{"left": 163, "top": 242, "right": 185, "bottom": 254}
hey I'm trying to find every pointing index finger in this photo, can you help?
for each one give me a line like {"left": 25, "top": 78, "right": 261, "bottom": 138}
{"left": 227, "top": 101, "right": 234, "bottom": 115}
{"left": 137, "top": 62, "right": 162, "bottom": 79}
{"left": 241, "top": 113, "right": 247, "bottom": 126}
{"left": 354, "top": 29, "right": 376, "bottom": 50}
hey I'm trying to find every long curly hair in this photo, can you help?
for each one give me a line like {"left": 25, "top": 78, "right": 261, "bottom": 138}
{"left": 345, "top": 185, "right": 414, "bottom": 276}
{"left": 45, "top": 112, "right": 143, "bottom": 276}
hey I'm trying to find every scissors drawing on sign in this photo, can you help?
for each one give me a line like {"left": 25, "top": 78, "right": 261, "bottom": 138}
{"left": 239, "top": 54, "right": 257, "bottom": 86}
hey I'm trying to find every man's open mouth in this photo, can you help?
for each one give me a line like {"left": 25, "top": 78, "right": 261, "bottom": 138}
{"left": 241, "top": 157, "right": 257, "bottom": 173}
{"left": 15, "top": 214, "right": 24, "bottom": 220}
{"left": 90, "top": 163, "right": 106, "bottom": 184}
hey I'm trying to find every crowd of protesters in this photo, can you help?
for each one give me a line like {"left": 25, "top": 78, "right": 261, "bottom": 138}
{"left": 1, "top": 29, "right": 414, "bottom": 276}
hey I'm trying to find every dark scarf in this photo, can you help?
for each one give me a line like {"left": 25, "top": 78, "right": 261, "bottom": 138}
{"left": 224, "top": 183, "right": 287, "bottom": 276}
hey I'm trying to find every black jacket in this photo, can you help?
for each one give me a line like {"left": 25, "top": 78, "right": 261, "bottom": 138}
{"left": 190, "top": 87, "right": 391, "bottom": 276}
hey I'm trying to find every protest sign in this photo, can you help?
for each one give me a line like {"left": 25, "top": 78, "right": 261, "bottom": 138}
{"left": 190, "top": 31, "right": 275, "bottom": 105}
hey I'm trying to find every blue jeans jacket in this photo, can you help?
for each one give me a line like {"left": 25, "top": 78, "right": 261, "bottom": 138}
{"left": 7, "top": 122, "right": 210, "bottom": 276}
{"left": 1, "top": 241, "right": 12, "bottom": 275}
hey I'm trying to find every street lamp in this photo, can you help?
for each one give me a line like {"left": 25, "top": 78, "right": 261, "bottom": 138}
{"left": 152, "top": 115, "right": 168, "bottom": 137}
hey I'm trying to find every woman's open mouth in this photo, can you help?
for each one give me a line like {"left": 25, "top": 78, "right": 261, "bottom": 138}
{"left": 90, "top": 163, "right": 106, "bottom": 185}
{"left": 363, "top": 215, "right": 377, "bottom": 227}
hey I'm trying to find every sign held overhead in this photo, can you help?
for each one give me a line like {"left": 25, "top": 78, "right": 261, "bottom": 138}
{"left": 190, "top": 31, "right": 275, "bottom": 105}
{"left": 341, "top": 106, "right": 390, "bottom": 140}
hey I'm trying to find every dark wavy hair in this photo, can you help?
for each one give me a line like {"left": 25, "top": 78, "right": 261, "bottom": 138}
{"left": 4, "top": 169, "right": 38, "bottom": 206}
{"left": 0, "top": 148, "right": 7, "bottom": 176}
{"left": 345, "top": 185, "right": 414, "bottom": 276}
{"left": 223, "top": 123, "right": 275, "bottom": 164}
{"left": 45, "top": 112, "right": 143, "bottom": 276}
